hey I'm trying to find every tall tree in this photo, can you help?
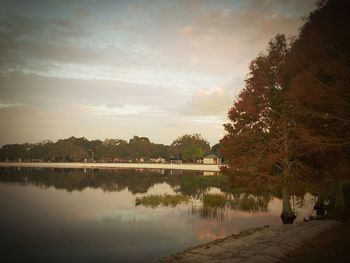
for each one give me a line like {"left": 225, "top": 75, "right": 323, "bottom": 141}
{"left": 221, "top": 34, "right": 292, "bottom": 179}
{"left": 286, "top": 0, "right": 350, "bottom": 178}
{"left": 221, "top": 0, "right": 350, "bottom": 180}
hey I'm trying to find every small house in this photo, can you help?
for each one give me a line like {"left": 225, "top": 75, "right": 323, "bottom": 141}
{"left": 203, "top": 154, "right": 221, "bottom": 164}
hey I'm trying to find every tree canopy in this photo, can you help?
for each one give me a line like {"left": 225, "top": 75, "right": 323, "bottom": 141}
{"left": 221, "top": 0, "right": 350, "bottom": 181}
{"left": 171, "top": 133, "right": 210, "bottom": 162}
{"left": 0, "top": 134, "right": 213, "bottom": 163}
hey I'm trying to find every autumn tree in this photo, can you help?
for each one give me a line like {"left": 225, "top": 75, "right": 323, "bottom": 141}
{"left": 221, "top": 34, "right": 292, "bottom": 180}
{"left": 221, "top": 0, "right": 350, "bottom": 181}
{"left": 285, "top": 0, "right": 350, "bottom": 178}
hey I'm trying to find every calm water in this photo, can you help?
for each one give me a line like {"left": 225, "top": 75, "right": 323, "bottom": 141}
{"left": 0, "top": 168, "right": 317, "bottom": 262}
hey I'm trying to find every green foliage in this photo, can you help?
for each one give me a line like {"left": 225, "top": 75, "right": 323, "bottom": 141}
{"left": 203, "top": 194, "right": 226, "bottom": 207}
{"left": 135, "top": 194, "right": 189, "bottom": 208}
{"left": 0, "top": 135, "right": 186, "bottom": 162}
{"left": 0, "top": 133, "right": 214, "bottom": 163}
{"left": 171, "top": 133, "right": 210, "bottom": 162}
{"left": 228, "top": 194, "right": 269, "bottom": 212}
{"left": 182, "top": 147, "right": 204, "bottom": 162}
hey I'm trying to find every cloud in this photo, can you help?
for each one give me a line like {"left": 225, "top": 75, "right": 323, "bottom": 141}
{"left": 0, "top": 0, "right": 318, "bottom": 146}
{"left": 1, "top": 1, "right": 317, "bottom": 78}
{"left": 80, "top": 104, "right": 164, "bottom": 116}
{"left": 184, "top": 86, "right": 236, "bottom": 117}
{"left": 0, "top": 16, "right": 92, "bottom": 72}
{"left": 0, "top": 72, "right": 185, "bottom": 111}
{"left": 0, "top": 102, "right": 22, "bottom": 109}
{"left": 179, "top": 25, "right": 194, "bottom": 35}
{"left": 0, "top": 15, "right": 228, "bottom": 89}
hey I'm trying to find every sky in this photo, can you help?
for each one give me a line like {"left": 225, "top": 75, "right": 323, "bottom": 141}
{"left": 0, "top": 0, "right": 317, "bottom": 146}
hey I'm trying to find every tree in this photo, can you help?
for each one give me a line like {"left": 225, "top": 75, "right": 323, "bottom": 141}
{"left": 221, "top": 0, "right": 350, "bottom": 181}
{"left": 52, "top": 137, "right": 86, "bottom": 162}
{"left": 95, "top": 138, "right": 127, "bottom": 161}
{"left": 0, "top": 143, "right": 32, "bottom": 161}
{"left": 171, "top": 134, "right": 210, "bottom": 162}
{"left": 0, "top": 136, "right": 170, "bottom": 162}
{"left": 210, "top": 143, "right": 222, "bottom": 158}
{"left": 221, "top": 34, "right": 293, "bottom": 179}
{"left": 285, "top": 0, "right": 350, "bottom": 178}
{"left": 127, "top": 136, "right": 153, "bottom": 161}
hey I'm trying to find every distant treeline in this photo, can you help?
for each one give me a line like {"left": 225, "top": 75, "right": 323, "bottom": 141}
{"left": 0, "top": 134, "right": 220, "bottom": 163}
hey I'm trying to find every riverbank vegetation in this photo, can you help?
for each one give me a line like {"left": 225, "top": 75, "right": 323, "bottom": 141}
{"left": 135, "top": 194, "right": 190, "bottom": 208}
{"left": 0, "top": 133, "right": 215, "bottom": 163}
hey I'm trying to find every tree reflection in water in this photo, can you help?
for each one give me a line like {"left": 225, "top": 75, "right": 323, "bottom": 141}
{"left": 0, "top": 167, "right": 347, "bottom": 223}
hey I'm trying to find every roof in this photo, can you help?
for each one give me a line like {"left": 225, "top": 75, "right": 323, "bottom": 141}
{"left": 204, "top": 154, "right": 219, "bottom": 159}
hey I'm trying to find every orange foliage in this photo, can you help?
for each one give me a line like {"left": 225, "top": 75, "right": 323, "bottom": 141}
{"left": 221, "top": 0, "right": 350, "bottom": 181}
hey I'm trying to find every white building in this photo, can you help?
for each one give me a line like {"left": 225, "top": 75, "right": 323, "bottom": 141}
{"left": 203, "top": 154, "right": 221, "bottom": 164}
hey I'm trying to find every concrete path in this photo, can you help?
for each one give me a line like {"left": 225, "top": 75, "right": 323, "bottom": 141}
{"left": 160, "top": 220, "right": 339, "bottom": 263}
{"left": 0, "top": 162, "right": 221, "bottom": 172}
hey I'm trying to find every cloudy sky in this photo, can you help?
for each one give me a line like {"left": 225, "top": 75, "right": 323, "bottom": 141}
{"left": 0, "top": 0, "right": 317, "bottom": 146}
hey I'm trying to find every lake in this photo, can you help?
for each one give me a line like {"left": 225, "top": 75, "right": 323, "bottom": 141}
{"left": 0, "top": 167, "right": 317, "bottom": 262}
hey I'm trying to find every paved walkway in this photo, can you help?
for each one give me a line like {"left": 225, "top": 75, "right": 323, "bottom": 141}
{"left": 160, "top": 220, "right": 339, "bottom": 263}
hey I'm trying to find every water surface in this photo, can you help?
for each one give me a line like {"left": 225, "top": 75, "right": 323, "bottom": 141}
{"left": 0, "top": 168, "right": 316, "bottom": 262}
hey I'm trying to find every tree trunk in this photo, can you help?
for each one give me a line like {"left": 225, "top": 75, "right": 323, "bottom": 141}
{"left": 334, "top": 180, "right": 345, "bottom": 216}
{"left": 282, "top": 121, "right": 290, "bottom": 179}
{"left": 280, "top": 187, "right": 296, "bottom": 224}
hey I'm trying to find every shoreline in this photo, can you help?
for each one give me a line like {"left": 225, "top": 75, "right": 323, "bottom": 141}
{"left": 160, "top": 220, "right": 340, "bottom": 262}
{"left": 0, "top": 162, "right": 221, "bottom": 172}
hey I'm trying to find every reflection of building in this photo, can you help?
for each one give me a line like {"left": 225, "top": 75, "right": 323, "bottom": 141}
{"left": 203, "top": 171, "right": 220, "bottom": 176}
{"left": 203, "top": 154, "right": 221, "bottom": 164}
